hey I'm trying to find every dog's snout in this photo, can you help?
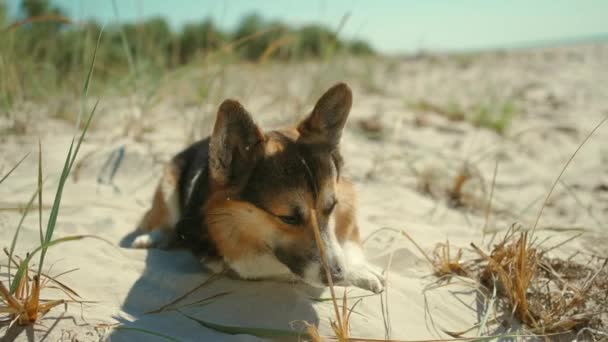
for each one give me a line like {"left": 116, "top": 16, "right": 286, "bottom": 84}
{"left": 321, "top": 263, "right": 345, "bottom": 284}
{"left": 331, "top": 264, "right": 344, "bottom": 282}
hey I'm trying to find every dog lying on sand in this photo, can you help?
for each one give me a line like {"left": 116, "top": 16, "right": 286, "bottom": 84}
{"left": 131, "top": 83, "right": 384, "bottom": 293}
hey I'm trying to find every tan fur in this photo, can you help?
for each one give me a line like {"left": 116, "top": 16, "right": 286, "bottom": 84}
{"left": 204, "top": 193, "right": 308, "bottom": 261}
{"left": 277, "top": 127, "right": 300, "bottom": 141}
{"left": 264, "top": 138, "right": 286, "bottom": 156}
{"left": 139, "top": 164, "right": 179, "bottom": 232}
{"left": 334, "top": 179, "right": 360, "bottom": 244}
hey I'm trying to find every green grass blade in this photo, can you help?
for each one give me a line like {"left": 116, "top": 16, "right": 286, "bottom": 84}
{"left": 7, "top": 188, "right": 38, "bottom": 289}
{"left": 113, "top": 327, "right": 181, "bottom": 342}
{"left": 77, "top": 27, "right": 103, "bottom": 129}
{"left": 68, "top": 100, "right": 98, "bottom": 172}
{"left": 37, "top": 138, "right": 74, "bottom": 275}
{"left": 10, "top": 262, "right": 28, "bottom": 294}
{"left": 37, "top": 28, "right": 102, "bottom": 276}
{"left": 31, "top": 235, "right": 112, "bottom": 257}
{"left": 38, "top": 139, "right": 43, "bottom": 245}
{"left": 180, "top": 312, "right": 307, "bottom": 339}
{"left": 0, "top": 153, "right": 29, "bottom": 186}
{"left": 11, "top": 234, "right": 110, "bottom": 294}
{"left": 82, "top": 28, "right": 102, "bottom": 101}
{"left": 111, "top": 0, "right": 136, "bottom": 76}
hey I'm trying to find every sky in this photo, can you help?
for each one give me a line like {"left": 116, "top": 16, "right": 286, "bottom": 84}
{"left": 6, "top": 0, "right": 608, "bottom": 54}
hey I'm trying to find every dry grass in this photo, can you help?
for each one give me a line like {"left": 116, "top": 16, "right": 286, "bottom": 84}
{"left": 401, "top": 230, "right": 470, "bottom": 280}
{"left": 446, "top": 115, "right": 608, "bottom": 338}
{"left": 0, "top": 266, "right": 69, "bottom": 326}
{"left": 413, "top": 116, "right": 608, "bottom": 338}
{"left": 431, "top": 241, "right": 470, "bottom": 279}
{"left": 416, "top": 162, "right": 488, "bottom": 213}
{"left": 403, "top": 223, "right": 607, "bottom": 339}
{"left": 472, "top": 230, "right": 538, "bottom": 327}
{"left": 469, "top": 228, "right": 608, "bottom": 336}
{"left": 309, "top": 208, "right": 349, "bottom": 342}
{"left": 408, "top": 99, "right": 517, "bottom": 135}
{"left": 408, "top": 100, "right": 465, "bottom": 122}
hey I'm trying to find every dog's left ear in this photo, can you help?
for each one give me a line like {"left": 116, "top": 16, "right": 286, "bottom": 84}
{"left": 297, "top": 82, "right": 352, "bottom": 148}
{"left": 209, "top": 99, "right": 265, "bottom": 189}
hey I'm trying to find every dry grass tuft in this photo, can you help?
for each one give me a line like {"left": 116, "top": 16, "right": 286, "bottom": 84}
{"left": 466, "top": 227, "right": 608, "bottom": 337}
{"left": 446, "top": 165, "right": 474, "bottom": 208}
{"left": 408, "top": 100, "right": 465, "bottom": 122}
{"left": 0, "top": 256, "right": 78, "bottom": 327}
{"left": 416, "top": 162, "right": 488, "bottom": 212}
{"left": 0, "top": 275, "right": 64, "bottom": 326}
{"left": 431, "top": 241, "right": 470, "bottom": 279}
{"left": 471, "top": 230, "right": 538, "bottom": 326}
{"left": 305, "top": 322, "right": 324, "bottom": 342}
{"left": 401, "top": 230, "right": 471, "bottom": 280}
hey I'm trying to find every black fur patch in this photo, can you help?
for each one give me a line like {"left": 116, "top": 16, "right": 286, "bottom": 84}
{"left": 168, "top": 130, "right": 341, "bottom": 260}
{"left": 273, "top": 245, "right": 313, "bottom": 277}
{"left": 171, "top": 138, "right": 217, "bottom": 257}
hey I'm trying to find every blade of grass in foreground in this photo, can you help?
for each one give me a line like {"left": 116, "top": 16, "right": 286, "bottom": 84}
{"left": 7, "top": 189, "right": 38, "bottom": 288}
{"left": 36, "top": 26, "right": 102, "bottom": 277}
{"left": 38, "top": 140, "right": 44, "bottom": 245}
{"left": 36, "top": 136, "right": 75, "bottom": 277}
{"left": 10, "top": 235, "right": 110, "bottom": 294}
{"left": 531, "top": 115, "right": 608, "bottom": 239}
{"left": 0, "top": 153, "right": 29, "bottom": 185}
{"left": 180, "top": 311, "right": 307, "bottom": 339}
{"left": 111, "top": 0, "right": 136, "bottom": 79}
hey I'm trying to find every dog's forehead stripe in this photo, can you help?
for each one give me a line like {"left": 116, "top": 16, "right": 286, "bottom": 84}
{"left": 241, "top": 132, "right": 338, "bottom": 216}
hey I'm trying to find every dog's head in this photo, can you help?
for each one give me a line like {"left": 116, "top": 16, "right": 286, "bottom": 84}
{"left": 204, "top": 83, "right": 352, "bottom": 287}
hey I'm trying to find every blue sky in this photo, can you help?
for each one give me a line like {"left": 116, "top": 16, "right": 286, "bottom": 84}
{"left": 7, "top": 0, "right": 608, "bottom": 53}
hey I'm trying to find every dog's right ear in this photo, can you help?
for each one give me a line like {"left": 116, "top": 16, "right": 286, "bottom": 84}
{"left": 208, "top": 99, "right": 265, "bottom": 189}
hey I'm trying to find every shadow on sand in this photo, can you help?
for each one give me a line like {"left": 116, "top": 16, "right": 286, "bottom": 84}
{"left": 106, "top": 234, "right": 322, "bottom": 341}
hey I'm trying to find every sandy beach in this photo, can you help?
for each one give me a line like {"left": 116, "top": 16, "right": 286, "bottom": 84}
{"left": 1, "top": 42, "right": 607, "bottom": 341}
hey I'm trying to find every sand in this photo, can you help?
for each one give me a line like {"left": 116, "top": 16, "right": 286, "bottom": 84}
{"left": 1, "top": 42, "right": 607, "bottom": 341}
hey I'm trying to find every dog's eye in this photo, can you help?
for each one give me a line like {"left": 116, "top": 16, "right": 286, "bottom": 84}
{"left": 279, "top": 215, "right": 301, "bottom": 226}
{"left": 323, "top": 199, "right": 338, "bottom": 216}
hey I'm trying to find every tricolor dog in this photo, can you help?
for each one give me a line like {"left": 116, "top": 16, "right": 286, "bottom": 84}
{"left": 131, "top": 83, "right": 384, "bottom": 293}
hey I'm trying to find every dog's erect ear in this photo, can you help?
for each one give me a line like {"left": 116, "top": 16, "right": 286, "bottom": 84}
{"left": 209, "top": 99, "right": 265, "bottom": 189}
{"left": 297, "top": 82, "right": 352, "bottom": 147}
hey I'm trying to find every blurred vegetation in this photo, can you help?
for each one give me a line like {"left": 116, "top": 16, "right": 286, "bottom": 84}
{"left": 0, "top": 1, "right": 374, "bottom": 104}
{"left": 408, "top": 98, "right": 517, "bottom": 135}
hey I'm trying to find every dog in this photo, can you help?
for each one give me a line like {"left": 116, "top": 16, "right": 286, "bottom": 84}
{"left": 131, "top": 83, "right": 384, "bottom": 293}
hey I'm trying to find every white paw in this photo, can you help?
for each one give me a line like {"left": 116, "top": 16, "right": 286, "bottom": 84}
{"left": 200, "top": 257, "right": 225, "bottom": 274}
{"left": 131, "top": 231, "right": 166, "bottom": 249}
{"left": 132, "top": 234, "right": 155, "bottom": 248}
{"left": 346, "top": 265, "right": 385, "bottom": 293}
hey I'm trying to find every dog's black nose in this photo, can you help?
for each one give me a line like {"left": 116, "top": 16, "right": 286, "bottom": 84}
{"left": 332, "top": 267, "right": 344, "bottom": 283}
{"left": 319, "top": 262, "right": 345, "bottom": 284}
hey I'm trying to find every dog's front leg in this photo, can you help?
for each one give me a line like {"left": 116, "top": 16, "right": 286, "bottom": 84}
{"left": 341, "top": 241, "right": 385, "bottom": 293}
